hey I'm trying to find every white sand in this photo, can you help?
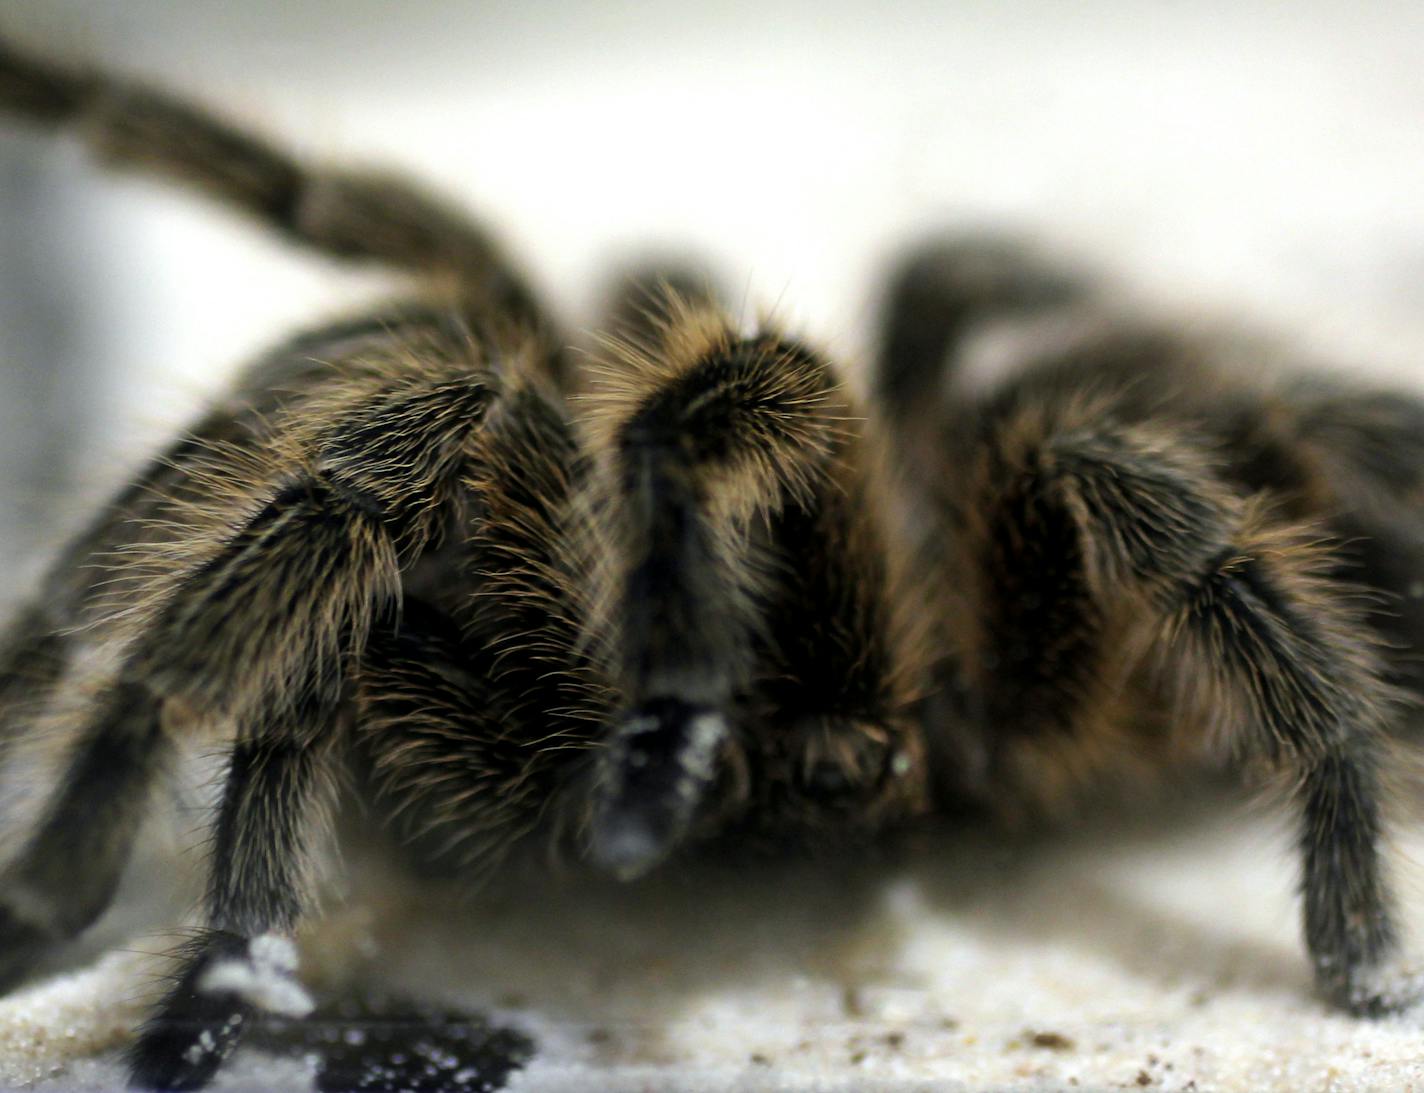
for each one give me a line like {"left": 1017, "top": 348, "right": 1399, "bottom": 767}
{"left": 4, "top": 796, "right": 1424, "bottom": 1091}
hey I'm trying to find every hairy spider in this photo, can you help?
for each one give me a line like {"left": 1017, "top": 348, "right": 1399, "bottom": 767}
{"left": 1, "top": 34, "right": 1422, "bottom": 1092}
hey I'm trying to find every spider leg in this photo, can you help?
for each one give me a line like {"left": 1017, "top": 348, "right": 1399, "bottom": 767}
{"left": 0, "top": 428, "right": 223, "bottom": 763}
{"left": 1289, "top": 387, "right": 1424, "bottom": 694}
{"left": 586, "top": 310, "right": 925, "bottom": 876}
{"left": 0, "top": 680, "right": 168, "bottom": 991}
{"left": 874, "top": 232, "right": 1092, "bottom": 418}
{"left": 359, "top": 369, "right": 609, "bottom": 876}
{"left": 0, "top": 34, "right": 544, "bottom": 330}
{"left": 16, "top": 326, "right": 546, "bottom": 1091}
{"left": 598, "top": 258, "right": 725, "bottom": 346}
{"left": 117, "top": 362, "right": 516, "bottom": 1090}
{"left": 128, "top": 697, "right": 340, "bottom": 1092}
{"left": 0, "top": 305, "right": 432, "bottom": 780}
{"left": 0, "top": 605, "right": 66, "bottom": 758}
{"left": 0, "top": 313, "right": 525, "bottom": 1006}
{"left": 0, "top": 400, "right": 313, "bottom": 986}
{"left": 966, "top": 411, "right": 1407, "bottom": 1014}
{"left": 129, "top": 349, "right": 598, "bottom": 1087}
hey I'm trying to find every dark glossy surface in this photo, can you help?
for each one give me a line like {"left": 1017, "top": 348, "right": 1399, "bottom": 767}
{"left": 251, "top": 996, "right": 534, "bottom": 1093}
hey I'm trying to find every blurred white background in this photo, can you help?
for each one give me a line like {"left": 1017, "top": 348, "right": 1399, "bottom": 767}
{"left": 3, "top": 0, "right": 1424, "bottom": 570}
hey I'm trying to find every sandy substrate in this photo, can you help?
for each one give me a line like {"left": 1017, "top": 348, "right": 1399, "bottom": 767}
{"left": 3, "top": 794, "right": 1423, "bottom": 1092}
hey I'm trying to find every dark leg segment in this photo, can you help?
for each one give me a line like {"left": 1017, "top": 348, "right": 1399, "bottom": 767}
{"left": 129, "top": 720, "right": 334, "bottom": 1091}
{"left": 607, "top": 330, "right": 841, "bottom": 709}
{"left": 875, "top": 232, "right": 1091, "bottom": 416}
{"left": 119, "top": 360, "right": 499, "bottom": 1086}
{"left": 1174, "top": 539, "right": 1400, "bottom": 1010}
{"left": 0, "top": 606, "right": 68, "bottom": 757}
{"left": 588, "top": 326, "right": 848, "bottom": 874}
{"left": 972, "top": 416, "right": 1406, "bottom": 1011}
{"left": 0, "top": 679, "right": 168, "bottom": 990}
{"left": 1300, "top": 754, "right": 1395, "bottom": 1012}
{"left": 588, "top": 317, "right": 924, "bottom": 871}
{"left": 0, "top": 34, "right": 544, "bottom": 325}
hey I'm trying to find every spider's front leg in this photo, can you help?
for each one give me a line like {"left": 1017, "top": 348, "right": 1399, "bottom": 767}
{"left": 128, "top": 702, "right": 341, "bottom": 1090}
{"left": 106, "top": 356, "right": 501, "bottom": 1090}
{"left": 974, "top": 413, "right": 1411, "bottom": 1015}
{"left": 0, "top": 402, "right": 317, "bottom": 992}
{"left": 585, "top": 308, "right": 928, "bottom": 878}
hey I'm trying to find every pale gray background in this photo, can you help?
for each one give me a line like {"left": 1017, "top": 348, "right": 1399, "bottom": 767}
{"left": 3, "top": 0, "right": 1424, "bottom": 580}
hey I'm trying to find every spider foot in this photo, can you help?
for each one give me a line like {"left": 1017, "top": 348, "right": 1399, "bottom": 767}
{"left": 128, "top": 931, "right": 312, "bottom": 1091}
{"left": 1328, "top": 955, "right": 1424, "bottom": 1018}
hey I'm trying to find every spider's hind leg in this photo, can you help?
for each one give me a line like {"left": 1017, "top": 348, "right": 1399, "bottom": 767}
{"left": 874, "top": 232, "right": 1093, "bottom": 418}
{"left": 968, "top": 408, "right": 1413, "bottom": 1014}
{"left": 0, "top": 33, "right": 546, "bottom": 329}
{"left": 598, "top": 257, "right": 726, "bottom": 345}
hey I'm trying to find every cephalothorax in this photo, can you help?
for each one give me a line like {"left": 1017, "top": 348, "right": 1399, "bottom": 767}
{"left": 0, "top": 35, "right": 1420, "bottom": 1091}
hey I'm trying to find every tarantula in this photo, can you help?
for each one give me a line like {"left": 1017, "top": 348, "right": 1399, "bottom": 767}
{"left": 1, "top": 33, "right": 1422, "bottom": 1092}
